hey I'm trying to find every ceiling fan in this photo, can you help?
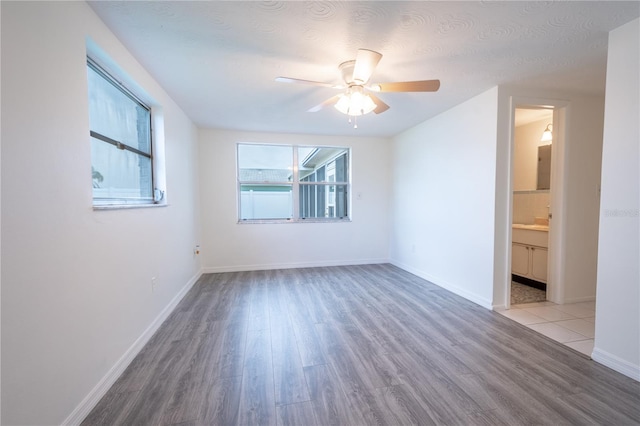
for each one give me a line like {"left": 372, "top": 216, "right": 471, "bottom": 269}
{"left": 275, "top": 49, "right": 440, "bottom": 124}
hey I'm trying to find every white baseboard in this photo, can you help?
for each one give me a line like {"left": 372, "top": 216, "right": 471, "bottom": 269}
{"left": 389, "top": 259, "right": 494, "bottom": 310}
{"left": 202, "top": 258, "right": 388, "bottom": 274}
{"left": 63, "top": 269, "right": 203, "bottom": 425}
{"left": 563, "top": 295, "right": 597, "bottom": 304}
{"left": 493, "top": 303, "right": 508, "bottom": 311}
{"left": 591, "top": 347, "right": 640, "bottom": 382}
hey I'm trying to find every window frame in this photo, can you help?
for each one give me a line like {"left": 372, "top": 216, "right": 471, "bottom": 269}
{"left": 88, "top": 57, "right": 158, "bottom": 207}
{"left": 236, "top": 143, "right": 351, "bottom": 223}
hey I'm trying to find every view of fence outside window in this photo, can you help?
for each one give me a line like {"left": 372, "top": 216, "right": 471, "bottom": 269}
{"left": 88, "top": 59, "right": 154, "bottom": 205}
{"left": 237, "top": 143, "right": 350, "bottom": 221}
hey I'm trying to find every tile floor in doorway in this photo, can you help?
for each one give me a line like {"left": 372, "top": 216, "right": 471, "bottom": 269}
{"left": 497, "top": 301, "right": 595, "bottom": 357}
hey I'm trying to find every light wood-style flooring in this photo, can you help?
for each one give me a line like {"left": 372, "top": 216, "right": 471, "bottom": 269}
{"left": 83, "top": 264, "right": 640, "bottom": 425}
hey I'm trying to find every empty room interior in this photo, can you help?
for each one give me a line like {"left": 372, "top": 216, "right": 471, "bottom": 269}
{"left": 2, "top": 1, "right": 639, "bottom": 425}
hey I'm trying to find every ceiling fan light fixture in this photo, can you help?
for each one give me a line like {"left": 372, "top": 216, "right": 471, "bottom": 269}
{"left": 277, "top": 48, "right": 440, "bottom": 122}
{"left": 334, "top": 86, "right": 377, "bottom": 116}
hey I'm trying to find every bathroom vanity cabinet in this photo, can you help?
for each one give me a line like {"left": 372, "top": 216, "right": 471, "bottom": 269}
{"left": 512, "top": 225, "right": 549, "bottom": 285}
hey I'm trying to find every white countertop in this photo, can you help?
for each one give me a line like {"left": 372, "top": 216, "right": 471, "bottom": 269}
{"left": 512, "top": 224, "right": 549, "bottom": 232}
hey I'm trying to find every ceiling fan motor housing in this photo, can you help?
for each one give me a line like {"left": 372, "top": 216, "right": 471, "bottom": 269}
{"left": 339, "top": 60, "right": 359, "bottom": 85}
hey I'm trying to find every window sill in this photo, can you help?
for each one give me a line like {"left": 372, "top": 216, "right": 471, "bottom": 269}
{"left": 237, "top": 218, "right": 351, "bottom": 224}
{"left": 93, "top": 203, "right": 168, "bottom": 211}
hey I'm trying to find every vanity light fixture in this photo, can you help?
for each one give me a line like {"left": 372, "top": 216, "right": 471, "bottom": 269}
{"left": 541, "top": 123, "right": 553, "bottom": 142}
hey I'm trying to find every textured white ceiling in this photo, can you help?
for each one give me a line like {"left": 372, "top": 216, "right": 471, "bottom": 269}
{"left": 88, "top": 1, "right": 639, "bottom": 137}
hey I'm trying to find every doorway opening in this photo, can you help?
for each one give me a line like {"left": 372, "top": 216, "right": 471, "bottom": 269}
{"left": 503, "top": 98, "right": 568, "bottom": 309}
{"left": 499, "top": 99, "right": 596, "bottom": 357}
{"left": 510, "top": 107, "right": 554, "bottom": 305}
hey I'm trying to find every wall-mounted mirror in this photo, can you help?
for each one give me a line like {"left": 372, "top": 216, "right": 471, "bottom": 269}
{"left": 537, "top": 144, "right": 552, "bottom": 190}
{"left": 513, "top": 108, "right": 554, "bottom": 192}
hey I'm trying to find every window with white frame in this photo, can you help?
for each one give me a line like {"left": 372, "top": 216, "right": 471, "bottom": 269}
{"left": 237, "top": 143, "right": 350, "bottom": 221}
{"left": 87, "top": 58, "right": 156, "bottom": 206}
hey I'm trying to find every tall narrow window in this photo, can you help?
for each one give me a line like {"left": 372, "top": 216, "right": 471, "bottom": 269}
{"left": 88, "top": 59, "right": 154, "bottom": 205}
{"left": 237, "top": 144, "right": 350, "bottom": 222}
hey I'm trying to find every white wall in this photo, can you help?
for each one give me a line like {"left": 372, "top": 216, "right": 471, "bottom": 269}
{"left": 593, "top": 18, "right": 640, "bottom": 381}
{"left": 493, "top": 88, "right": 604, "bottom": 307}
{"left": 1, "top": 2, "right": 201, "bottom": 424}
{"left": 390, "top": 83, "right": 603, "bottom": 310}
{"left": 389, "top": 87, "right": 499, "bottom": 309}
{"left": 561, "top": 97, "right": 605, "bottom": 303}
{"left": 199, "top": 129, "right": 390, "bottom": 271}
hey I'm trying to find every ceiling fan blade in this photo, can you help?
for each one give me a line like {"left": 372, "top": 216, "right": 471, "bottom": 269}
{"left": 373, "top": 80, "right": 441, "bottom": 92}
{"left": 308, "top": 95, "right": 342, "bottom": 112}
{"left": 352, "top": 49, "right": 382, "bottom": 84}
{"left": 367, "top": 93, "right": 390, "bottom": 114}
{"left": 275, "top": 77, "right": 342, "bottom": 89}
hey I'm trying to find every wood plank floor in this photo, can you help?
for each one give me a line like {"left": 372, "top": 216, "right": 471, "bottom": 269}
{"left": 82, "top": 264, "right": 640, "bottom": 425}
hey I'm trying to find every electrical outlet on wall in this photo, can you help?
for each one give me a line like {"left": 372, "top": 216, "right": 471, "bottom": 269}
{"left": 151, "top": 277, "right": 157, "bottom": 292}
